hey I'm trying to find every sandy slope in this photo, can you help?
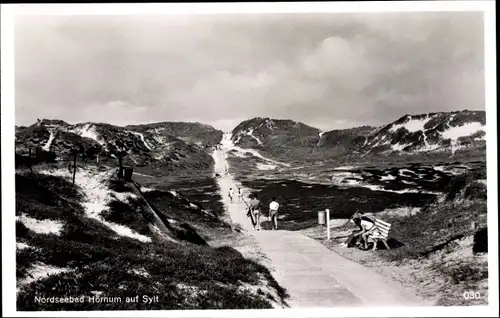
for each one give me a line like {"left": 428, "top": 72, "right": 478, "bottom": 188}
{"left": 213, "top": 134, "right": 432, "bottom": 308}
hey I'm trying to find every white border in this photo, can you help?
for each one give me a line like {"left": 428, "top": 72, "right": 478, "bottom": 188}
{"left": 0, "top": 1, "right": 497, "bottom": 14}
{"left": 484, "top": 1, "right": 499, "bottom": 314}
{"left": 1, "top": 1, "right": 497, "bottom": 317}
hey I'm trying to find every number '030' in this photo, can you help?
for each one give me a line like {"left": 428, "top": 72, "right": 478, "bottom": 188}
{"left": 463, "top": 291, "right": 481, "bottom": 299}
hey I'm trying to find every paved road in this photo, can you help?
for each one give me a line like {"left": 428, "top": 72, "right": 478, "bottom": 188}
{"left": 212, "top": 141, "right": 431, "bottom": 308}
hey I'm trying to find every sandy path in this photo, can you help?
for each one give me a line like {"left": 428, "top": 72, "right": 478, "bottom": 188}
{"left": 213, "top": 135, "right": 431, "bottom": 308}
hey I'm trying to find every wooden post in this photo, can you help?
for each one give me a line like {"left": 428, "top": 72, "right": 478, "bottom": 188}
{"left": 326, "top": 209, "right": 331, "bottom": 240}
{"left": 72, "top": 151, "right": 77, "bottom": 185}
{"left": 28, "top": 148, "right": 33, "bottom": 174}
{"left": 118, "top": 154, "right": 123, "bottom": 179}
{"left": 471, "top": 221, "right": 478, "bottom": 231}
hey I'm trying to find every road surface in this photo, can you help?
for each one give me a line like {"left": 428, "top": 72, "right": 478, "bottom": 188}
{"left": 212, "top": 137, "right": 431, "bottom": 308}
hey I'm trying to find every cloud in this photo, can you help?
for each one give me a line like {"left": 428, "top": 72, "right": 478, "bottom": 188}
{"left": 15, "top": 12, "right": 484, "bottom": 131}
{"left": 301, "top": 37, "right": 369, "bottom": 78}
{"left": 51, "top": 100, "right": 149, "bottom": 126}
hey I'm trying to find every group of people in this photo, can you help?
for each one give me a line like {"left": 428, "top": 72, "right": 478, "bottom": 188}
{"left": 226, "top": 184, "right": 379, "bottom": 240}
{"left": 228, "top": 187, "right": 243, "bottom": 203}
{"left": 228, "top": 188, "right": 279, "bottom": 231}
{"left": 341, "top": 212, "right": 379, "bottom": 250}
{"left": 246, "top": 193, "right": 280, "bottom": 231}
{"left": 220, "top": 160, "right": 374, "bottom": 237}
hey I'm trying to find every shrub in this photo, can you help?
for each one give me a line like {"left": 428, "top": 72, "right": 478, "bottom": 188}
{"left": 440, "top": 262, "right": 488, "bottom": 285}
{"left": 381, "top": 200, "right": 486, "bottom": 261}
{"left": 473, "top": 228, "right": 488, "bottom": 254}
{"left": 16, "top": 221, "right": 31, "bottom": 239}
{"left": 16, "top": 173, "right": 83, "bottom": 203}
{"left": 444, "top": 171, "right": 486, "bottom": 201}
{"left": 444, "top": 174, "right": 469, "bottom": 201}
{"left": 463, "top": 182, "right": 487, "bottom": 200}
{"left": 101, "top": 198, "right": 154, "bottom": 236}
{"left": 107, "top": 180, "right": 134, "bottom": 193}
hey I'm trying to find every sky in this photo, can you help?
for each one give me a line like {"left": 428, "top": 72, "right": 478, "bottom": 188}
{"left": 15, "top": 12, "right": 485, "bottom": 132}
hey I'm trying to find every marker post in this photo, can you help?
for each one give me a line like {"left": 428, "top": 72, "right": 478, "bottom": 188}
{"left": 326, "top": 209, "right": 330, "bottom": 240}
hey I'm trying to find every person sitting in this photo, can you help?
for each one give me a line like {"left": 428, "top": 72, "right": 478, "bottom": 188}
{"left": 358, "top": 211, "right": 376, "bottom": 224}
{"left": 341, "top": 216, "right": 364, "bottom": 248}
{"left": 341, "top": 212, "right": 379, "bottom": 249}
{"left": 358, "top": 215, "right": 378, "bottom": 250}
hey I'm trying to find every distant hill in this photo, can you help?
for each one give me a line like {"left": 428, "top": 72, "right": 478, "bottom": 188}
{"left": 15, "top": 110, "right": 486, "bottom": 170}
{"left": 230, "top": 117, "right": 321, "bottom": 163}
{"left": 232, "top": 117, "right": 321, "bottom": 148}
{"left": 357, "top": 110, "right": 486, "bottom": 155}
{"left": 316, "top": 126, "right": 378, "bottom": 150}
{"left": 229, "top": 110, "right": 486, "bottom": 165}
{"left": 126, "top": 121, "right": 223, "bottom": 148}
{"left": 15, "top": 119, "right": 223, "bottom": 171}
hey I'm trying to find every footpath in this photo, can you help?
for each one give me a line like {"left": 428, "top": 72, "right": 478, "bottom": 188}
{"left": 212, "top": 140, "right": 431, "bottom": 308}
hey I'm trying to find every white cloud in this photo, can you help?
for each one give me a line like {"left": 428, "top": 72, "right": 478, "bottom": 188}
{"left": 15, "top": 12, "right": 484, "bottom": 131}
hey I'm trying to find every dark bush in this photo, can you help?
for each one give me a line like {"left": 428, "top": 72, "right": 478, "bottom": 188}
{"left": 464, "top": 183, "right": 487, "bottom": 200}
{"left": 473, "top": 228, "right": 487, "bottom": 254}
{"left": 101, "top": 198, "right": 154, "bottom": 236}
{"left": 444, "top": 262, "right": 488, "bottom": 284}
{"left": 16, "top": 173, "right": 82, "bottom": 203}
{"left": 62, "top": 215, "right": 118, "bottom": 244}
{"left": 444, "top": 174, "right": 468, "bottom": 201}
{"left": 107, "top": 180, "right": 133, "bottom": 193}
{"left": 36, "top": 150, "right": 58, "bottom": 164}
{"left": 16, "top": 221, "right": 32, "bottom": 239}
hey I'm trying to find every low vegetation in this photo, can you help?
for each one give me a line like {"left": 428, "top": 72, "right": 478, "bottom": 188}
{"left": 16, "top": 169, "right": 287, "bottom": 311}
{"left": 238, "top": 178, "right": 436, "bottom": 231}
{"left": 302, "top": 170, "right": 488, "bottom": 306}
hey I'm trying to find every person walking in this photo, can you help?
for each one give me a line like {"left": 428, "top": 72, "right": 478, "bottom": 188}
{"left": 269, "top": 197, "right": 280, "bottom": 230}
{"left": 228, "top": 188, "right": 234, "bottom": 203}
{"left": 237, "top": 188, "right": 243, "bottom": 202}
{"left": 249, "top": 193, "right": 262, "bottom": 231}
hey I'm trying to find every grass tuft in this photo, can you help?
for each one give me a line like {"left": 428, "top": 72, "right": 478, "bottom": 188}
{"left": 16, "top": 170, "right": 287, "bottom": 310}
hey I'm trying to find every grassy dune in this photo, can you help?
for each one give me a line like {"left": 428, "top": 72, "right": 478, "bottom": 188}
{"left": 302, "top": 171, "right": 488, "bottom": 306}
{"left": 15, "top": 168, "right": 288, "bottom": 311}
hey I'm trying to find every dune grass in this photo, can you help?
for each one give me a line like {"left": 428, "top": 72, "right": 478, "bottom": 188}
{"left": 15, "top": 170, "right": 288, "bottom": 311}
{"left": 303, "top": 171, "right": 488, "bottom": 306}
{"left": 238, "top": 178, "right": 436, "bottom": 231}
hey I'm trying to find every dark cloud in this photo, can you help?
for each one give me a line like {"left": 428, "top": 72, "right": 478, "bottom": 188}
{"left": 15, "top": 12, "right": 484, "bottom": 131}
